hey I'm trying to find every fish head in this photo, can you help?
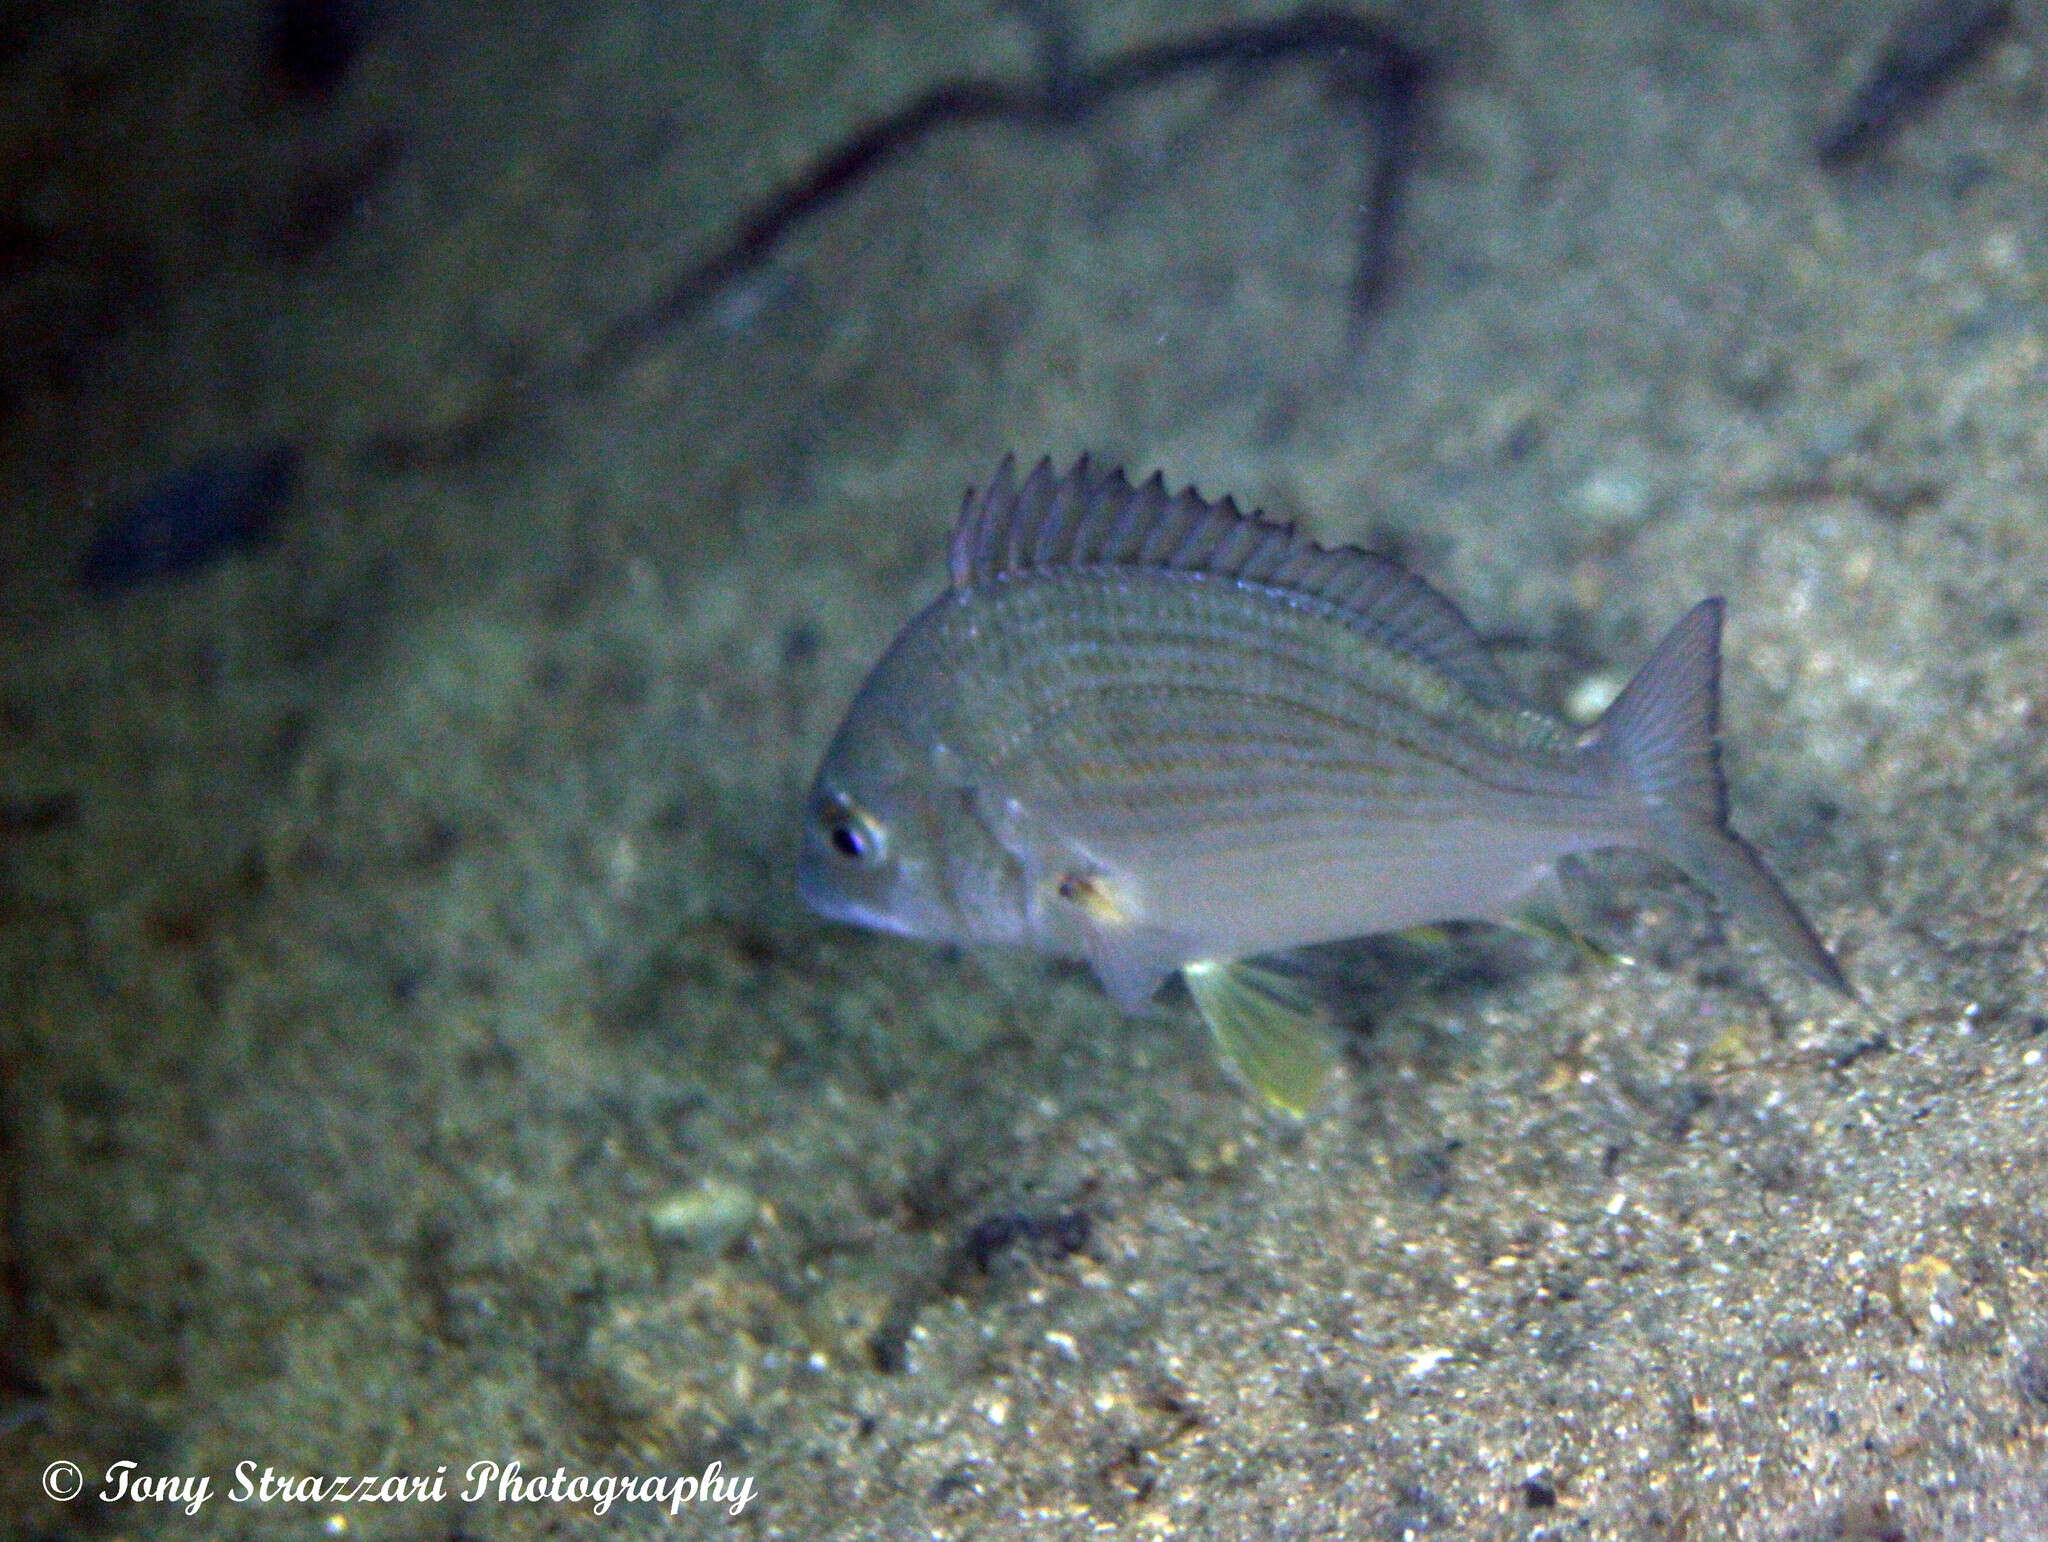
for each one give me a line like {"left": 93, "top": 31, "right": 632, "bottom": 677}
{"left": 797, "top": 697, "right": 1028, "bottom": 949}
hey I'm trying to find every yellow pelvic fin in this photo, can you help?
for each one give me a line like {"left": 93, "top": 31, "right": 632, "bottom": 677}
{"left": 1395, "top": 924, "right": 1458, "bottom": 949}
{"left": 1182, "top": 959, "right": 1337, "bottom": 1117}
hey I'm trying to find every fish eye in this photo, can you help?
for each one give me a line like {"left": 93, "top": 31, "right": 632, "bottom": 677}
{"left": 821, "top": 796, "right": 886, "bottom": 865}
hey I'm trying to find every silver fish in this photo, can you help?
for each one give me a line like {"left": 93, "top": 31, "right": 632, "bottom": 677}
{"left": 799, "top": 455, "right": 1846, "bottom": 1111}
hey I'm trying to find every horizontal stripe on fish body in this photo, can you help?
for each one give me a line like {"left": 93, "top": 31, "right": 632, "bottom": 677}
{"left": 910, "top": 582, "right": 1608, "bottom": 827}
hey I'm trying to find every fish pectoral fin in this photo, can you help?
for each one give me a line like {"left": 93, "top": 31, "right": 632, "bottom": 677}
{"left": 1182, "top": 959, "right": 1338, "bottom": 1117}
{"left": 1086, "top": 930, "right": 1179, "bottom": 1013}
{"left": 1041, "top": 857, "right": 1178, "bottom": 1012}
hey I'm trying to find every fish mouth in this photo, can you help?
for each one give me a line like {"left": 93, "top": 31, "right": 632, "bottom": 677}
{"left": 794, "top": 851, "right": 909, "bottom": 936}
{"left": 794, "top": 851, "right": 850, "bottom": 920}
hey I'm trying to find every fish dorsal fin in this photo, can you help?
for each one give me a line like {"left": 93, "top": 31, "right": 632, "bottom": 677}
{"left": 949, "top": 454, "right": 1516, "bottom": 704}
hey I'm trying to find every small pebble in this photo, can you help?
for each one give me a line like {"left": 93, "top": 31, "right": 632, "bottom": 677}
{"left": 648, "top": 1178, "right": 757, "bottom": 1250}
{"left": 1895, "top": 1253, "right": 1962, "bottom": 1331}
{"left": 1565, "top": 671, "right": 1624, "bottom": 725}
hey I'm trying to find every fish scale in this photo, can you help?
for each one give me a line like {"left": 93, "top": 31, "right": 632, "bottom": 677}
{"left": 953, "top": 589, "right": 1588, "bottom": 820}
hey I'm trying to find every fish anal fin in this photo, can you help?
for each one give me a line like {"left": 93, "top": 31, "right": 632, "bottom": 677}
{"left": 1183, "top": 959, "right": 1338, "bottom": 1116}
{"left": 1395, "top": 923, "right": 1458, "bottom": 949}
{"left": 1504, "top": 898, "right": 1631, "bottom": 970}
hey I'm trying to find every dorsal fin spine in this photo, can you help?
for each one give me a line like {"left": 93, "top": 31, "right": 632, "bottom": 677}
{"left": 1068, "top": 466, "right": 1117, "bottom": 559}
{"left": 1241, "top": 531, "right": 1293, "bottom": 585}
{"left": 1028, "top": 471, "right": 1074, "bottom": 567}
{"left": 1140, "top": 493, "right": 1194, "bottom": 565}
{"left": 1170, "top": 510, "right": 1227, "bottom": 569}
{"left": 1271, "top": 546, "right": 1324, "bottom": 590}
{"left": 1010, "top": 458, "right": 1053, "bottom": 572}
{"left": 1100, "top": 470, "right": 1153, "bottom": 563}
{"left": 1209, "top": 518, "right": 1263, "bottom": 572}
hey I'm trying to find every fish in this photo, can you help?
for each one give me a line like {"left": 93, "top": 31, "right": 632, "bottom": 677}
{"left": 1817, "top": 0, "right": 2012, "bottom": 165}
{"left": 76, "top": 442, "right": 301, "bottom": 595}
{"left": 798, "top": 455, "right": 1847, "bottom": 1112}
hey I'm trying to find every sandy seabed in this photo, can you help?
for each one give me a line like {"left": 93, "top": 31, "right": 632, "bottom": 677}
{"left": 1, "top": 1, "right": 2045, "bottom": 1536}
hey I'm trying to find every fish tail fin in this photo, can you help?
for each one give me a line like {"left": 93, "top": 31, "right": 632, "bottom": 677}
{"left": 1182, "top": 959, "right": 1338, "bottom": 1116}
{"left": 1593, "top": 599, "right": 1849, "bottom": 994}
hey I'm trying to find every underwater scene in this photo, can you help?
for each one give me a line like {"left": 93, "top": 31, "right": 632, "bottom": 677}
{"left": 1, "top": 0, "right": 2045, "bottom": 1536}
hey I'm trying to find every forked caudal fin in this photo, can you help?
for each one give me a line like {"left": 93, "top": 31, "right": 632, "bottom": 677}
{"left": 1592, "top": 600, "right": 1849, "bottom": 994}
